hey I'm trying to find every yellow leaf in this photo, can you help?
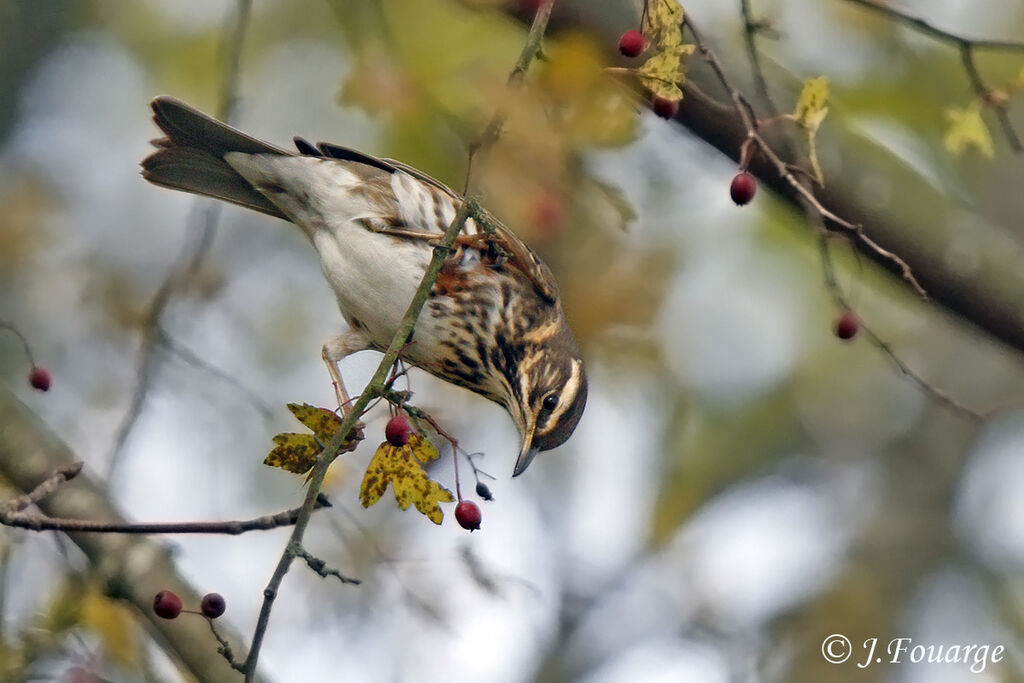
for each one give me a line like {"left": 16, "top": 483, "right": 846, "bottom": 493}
{"left": 792, "top": 76, "right": 830, "bottom": 184}
{"left": 80, "top": 589, "right": 140, "bottom": 668}
{"left": 265, "top": 404, "right": 363, "bottom": 475}
{"left": 637, "top": 45, "right": 693, "bottom": 101}
{"left": 642, "top": 0, "right": 685, "bottom": 50}
{"left": 288, "top": 403, "right": 342, "bottom": 441}
{"left": 944, "top": 103, "right": 994, "bottom": 158}
{"left": 265, "top": 433, "right": 320, "bottom": 474}
{"left": 793, "top": 76, "right": 830, "bottom": 132}
{"left": 1014, "top": 65, "right": 1024, "bottom": 87}
{"left": 636, "top": 0, "right": 692, "bottom": 102}
{"left": 359, "top": 438, "right": 454, "bottom": 525}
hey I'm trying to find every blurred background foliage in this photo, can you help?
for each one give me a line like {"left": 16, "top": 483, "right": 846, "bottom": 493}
{"left": 1, "top": 0, "right": 1024, "bottom": 681}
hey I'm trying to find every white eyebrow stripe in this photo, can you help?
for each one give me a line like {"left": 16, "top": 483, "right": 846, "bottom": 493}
{"left": 540, "top": 358, "right": 582, "bottom": 433}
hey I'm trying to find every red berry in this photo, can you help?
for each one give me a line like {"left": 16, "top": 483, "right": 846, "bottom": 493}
{"left": 153, "top": 590, "right": 182, "bottom": 619}
{"left": 385, "top": 415, "right": 413, "bottom": 447}
{"left": 455, "top": 501, "right": 482, "bottom": 531}
{"left": 729, "top": 172, "right": 757, "bottom": 205}
{"left": 652, "top": 96, "right": 679, "bottom": 120}
{"left": 28, "top": 366, "right": 51, "bottom": 392}
{"left": 618, "top": 30, "right": 645, "bottom": 58}
{"left": 834, "top": 311, "right": 859, "bottom": 340}
{"left": 200, "top": 592, "right": 226, "bottom": 619}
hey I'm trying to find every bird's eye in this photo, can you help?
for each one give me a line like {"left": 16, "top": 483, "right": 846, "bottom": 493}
{"left": 542, "top": 393, "right": 559, "bottom": 411}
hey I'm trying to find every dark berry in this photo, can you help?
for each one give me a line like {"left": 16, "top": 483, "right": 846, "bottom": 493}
{"left": 652, "top": 96, "right": 679, "bottom": 120}
{"left": 200, "top": 592, "right": 226, "bottom": 619}
{"left": 618, "top": 30, "right": 645, "bottom": 58}
{"left": 385, "top": 415, "right": 413, "bottom": 447}
{"left": 730, "top": 172, "right": 757, "bottom": 205}
{"left": 28, "top": 366, "right": 51, "bottom": 392}
{"left": 475, "top": 481, "right": 493, "bottom": 501}
{"left": 834, "top": 311, "right": 859, "bottom": 340}
{"left": 455, "top": 501, "right": 482, "bottom": 531}
{"left": 153, "top": 590, "right": 182, "bottom": 619}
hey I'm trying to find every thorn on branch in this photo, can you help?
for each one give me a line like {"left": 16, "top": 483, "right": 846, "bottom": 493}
{"left": 296, "top": 547, "right": 361, "bottom": 585}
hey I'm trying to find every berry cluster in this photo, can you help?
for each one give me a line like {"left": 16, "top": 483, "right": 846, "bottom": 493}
{"left": 153, "top": 590, "right": 226, "bottom": 620}
{"left": 385, "top": 414, "right": 488, "bottom": 531}
{"left": 616, "top": 28, "right": 679, "bottom": 120}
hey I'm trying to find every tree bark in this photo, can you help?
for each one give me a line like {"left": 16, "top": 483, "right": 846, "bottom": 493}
{"left": 0, "top": 383, "right": 261, "bottom": 683}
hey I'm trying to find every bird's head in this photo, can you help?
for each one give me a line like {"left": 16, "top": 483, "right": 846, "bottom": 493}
{"left": 504, "top": 333, "right": 588, "bottom": 477}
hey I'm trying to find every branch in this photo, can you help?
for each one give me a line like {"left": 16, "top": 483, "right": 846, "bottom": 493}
{"left": 841, "top": 0, "right": 1023, "bottom": 152}
{"left": 244, "top": 199, "right": 477, "bottom": 680}
{"left": 295, "top": 547, "right": 361, "bottom": 585}
{"left": 244, "top": 5, "right": 558, "bottom": 676}
{"left": 0, "top": 383, "right": 258, "bottom": 683}
{"left": 738, "top": 0, "right": 781, "bottom": 119}
{"left": 673, "top": 12, "right": 1000, "bottom": 420}
{"left": 465, "top": 0, "right": 555, "bottom": 191}
{"left": 0, "top": 468, "right": 333, "bottom": 533}
{"left": 684, "top": 14, "right": 929, "bottom": 298}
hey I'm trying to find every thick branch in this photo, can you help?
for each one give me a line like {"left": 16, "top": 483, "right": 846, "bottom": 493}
{"left": 545, "top": 0, "right": 1024, "bottom": 356}
{"left": 0, "top": 383, "right": 259, "bottom": 683}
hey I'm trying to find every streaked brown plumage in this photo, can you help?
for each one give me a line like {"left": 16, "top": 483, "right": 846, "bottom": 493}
{"left": 141, "top": 96, "right": 586, "bottom": 476}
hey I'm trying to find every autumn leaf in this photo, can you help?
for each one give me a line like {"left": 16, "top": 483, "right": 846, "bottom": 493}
{"left": 944, "top": 102, "right": 995, "bottom": 158}
{"left": 265, "top": 403, "right": 362, "bottom": 475}
{"left": 792, "top": 76, "right": 830, "bottom": 184}
{"left": 637, "top": 0, "right": 693, "bottom": 103}
{"left": 642, "top": 0, "right": 685, "bottom": 50}
{"left": 359, "top": 433, "right": 454, "bottom": 524}
{"left": 80, "top": 589, "right": 141, "bottom": 668}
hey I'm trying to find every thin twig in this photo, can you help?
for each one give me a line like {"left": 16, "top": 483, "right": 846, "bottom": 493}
{"left": 464, "top": 0, "right": 555, "bottom": 193}
{"left": 244, "top": 5, "right": 558, "bottom": 675}
{"left": 208, "top": 618, "right": 247, "bottom": 674}
{"left": 107, "top": 0, "right": 253, "bottom": 479}
{"left": 244, "top": 199, "right": 477, "bottom": 681}
{"left": 1, "top": 480, "right": 333, "bottom": 534}
{"left": 841, "top": 0, "right": 1023, "bottom": 152}
{"left": 684, "top": 14, "right": 928, "bottom": 299}
{"left": 817, "top": 234, "right": 984, "bottom": 421}
{"left": 0, "top": 321, "right": 37, "bottom": 368}
{"left": 2, "top": 463, "right": 83, "bottom": 513}
{"left": 295, "top": 547, "right": 361, "bottom": 585}
{"left": 160, "top": 330, "right": 275, "bottom": 421}
{"left": 840, "top": 0, "right": 1024, "bottom": 52}
{"left": 684, "top": 11, "right": 995, "bottom": 421}
{"left": 738, "top": 0, "right": 780, "bottom": 119}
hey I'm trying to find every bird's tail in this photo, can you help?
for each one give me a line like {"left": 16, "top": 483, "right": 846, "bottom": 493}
{"left": 141, "top": 96, "right": 287, "bottom": 219}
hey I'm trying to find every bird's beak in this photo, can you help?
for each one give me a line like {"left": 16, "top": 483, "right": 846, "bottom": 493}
{"left": 513, "top": 441, "right": 539, "bottom": 477}
{"left": 512, "top": 411, "right": 538, "bottom": 477}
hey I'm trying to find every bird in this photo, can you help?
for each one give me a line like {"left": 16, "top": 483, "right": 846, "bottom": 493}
{"left": 141, "top": 96, "right": 587, "bottom": 476}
